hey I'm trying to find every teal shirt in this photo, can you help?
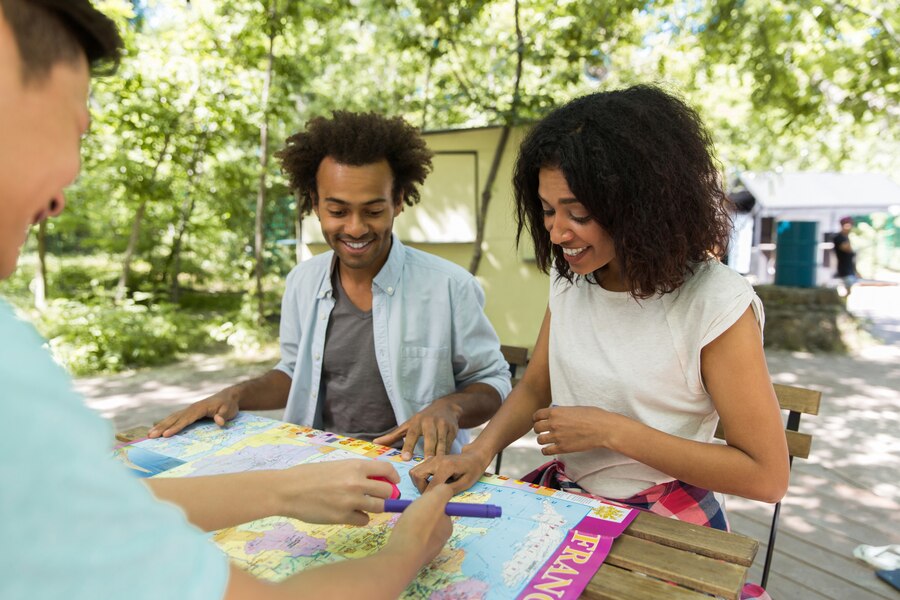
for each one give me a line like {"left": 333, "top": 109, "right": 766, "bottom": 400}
{"left": 0, "top": 300, "right": 228, "bottom": 599}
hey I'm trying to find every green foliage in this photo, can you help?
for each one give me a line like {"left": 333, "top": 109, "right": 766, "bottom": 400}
{"left": 2, "top": 253, "right": 280, "bottom": 375}
{"left": 853, "top": 212, "right": 900, "bottom": 275}
{"left": 56, "top": 0, "right": 899, "bottom": 262}
{"left": 208, "top": 292, "right": 280, "bottom": 356}
{"left": 37, "top": 299, "right": 218, "bottom": 375}
{"left": 177, "top": 289, "right": 245, "bottom": 311}
{"left": 2, "top": 253, "right": 120, "bottom": 304}
{"left": 689, "top": 0, "right": 899, "bottom": 173}
{"left": 9, "top": 0, "right": 896, "bottom": 370}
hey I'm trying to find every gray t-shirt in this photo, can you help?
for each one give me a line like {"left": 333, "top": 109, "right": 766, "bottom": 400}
{"left": 320, "top": 272, "right": 397, "bottom": 441}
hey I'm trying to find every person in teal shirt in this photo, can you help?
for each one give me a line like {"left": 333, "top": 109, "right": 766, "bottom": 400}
{"left": 0, "top": 1, "right": 452, "bottom": 598}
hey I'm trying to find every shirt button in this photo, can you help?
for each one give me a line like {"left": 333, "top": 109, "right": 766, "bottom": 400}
{"left": 314, "top": 353, "right": 320, "bottom": 361}
{"left": 387, "top": 286, "right": 394, "bottom": 293}
{"left": 320, "top": 313, "right": 326, "bottom": 320}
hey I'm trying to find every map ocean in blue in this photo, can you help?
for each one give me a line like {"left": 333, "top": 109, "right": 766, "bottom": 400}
{"left": 457, "top": 486, "right": 593, "bottom": 599}
{"left": 132, "top": 413, "right": 280, "bottom": 462}
{"left": 114, "top": 446, "right": 186, "bottom": 477}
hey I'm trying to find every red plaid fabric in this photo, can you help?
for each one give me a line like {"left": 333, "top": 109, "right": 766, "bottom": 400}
{"left": 521, "top": 459, "right": 729, "bottom": 530}
{"left": 521, "top": 460, "right": 773, "bottom": 600}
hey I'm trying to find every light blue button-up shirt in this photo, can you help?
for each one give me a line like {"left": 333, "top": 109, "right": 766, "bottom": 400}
{"left": 275, "top": 236, "right": 511, "bottom": 453}
{"left": 0, "top": 300, "right": 228, "bottom": 600}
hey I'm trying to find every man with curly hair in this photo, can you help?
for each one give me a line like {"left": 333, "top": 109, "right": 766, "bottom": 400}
{"left": 151, "top": 112, "right": 511, "bottom": 460}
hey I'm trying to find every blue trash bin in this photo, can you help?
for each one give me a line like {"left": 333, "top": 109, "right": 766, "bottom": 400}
{"left": 774, "top": 221, "right": 818, "bottom": 288}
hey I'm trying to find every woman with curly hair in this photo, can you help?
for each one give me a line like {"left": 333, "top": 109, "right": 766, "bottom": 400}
{"left": 411, "top": 85, "right": 789, "bottom": 532}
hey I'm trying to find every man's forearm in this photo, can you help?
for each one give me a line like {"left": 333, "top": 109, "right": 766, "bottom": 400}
{"left": 441, "top": 383, "right": 502, "bottom": 429}
{"left": 234, "top": 369, "right": 292, "bottom": 411}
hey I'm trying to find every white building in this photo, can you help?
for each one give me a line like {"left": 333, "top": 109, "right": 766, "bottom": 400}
{"left": 728, "top": 172, "right": 900, "bottom": 285}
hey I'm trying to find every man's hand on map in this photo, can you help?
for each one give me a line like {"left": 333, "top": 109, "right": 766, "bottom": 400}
{"left": 279, "top": 460, "right": 401, "bottom": 526}
{"left": 383, "top": 483, "right": 454, "bottom": 568}
{"left": 373, "top": 397, "right": 461, "bottom": 461}
{"left": 532, "top": 405, "right": 620, "bottom": 455}
{"left": 408, "top": 446, "right": 491, "bottom": 495}
{"left": 148, "top": 388, "right": 240, "bottom": 438}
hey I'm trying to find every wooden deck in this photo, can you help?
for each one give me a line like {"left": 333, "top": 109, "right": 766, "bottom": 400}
{"left": 726, "top": 464, "right": 899, "bottom": 598}
{"left": 724, "top": 345, "right": 900, "bottom": 599}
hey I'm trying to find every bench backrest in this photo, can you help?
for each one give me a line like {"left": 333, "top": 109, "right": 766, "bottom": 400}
{"left": 714, "top": 383, "right": 821, "bottom": 462}
{"left": 714, "top": 382, "right": 821, "bottom": 589}
{"left": 501, "top": 344, "right": 530, "bottom": 384}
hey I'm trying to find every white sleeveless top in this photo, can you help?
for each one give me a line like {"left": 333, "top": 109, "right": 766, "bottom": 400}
{"left": 548, "top": 260, "right": 763, "bottom": 498}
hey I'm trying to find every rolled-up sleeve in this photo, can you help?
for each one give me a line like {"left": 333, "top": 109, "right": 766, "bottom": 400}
{"left": 449, "top": 277, "right": 512, "bottom": 400}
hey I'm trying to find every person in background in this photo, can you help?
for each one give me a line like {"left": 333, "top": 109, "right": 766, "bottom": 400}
{"left": 832, "top": 215, "right": 861, "bottom": 291}
{"left": 412, "top": 86, "right": 789, "bottom": 533}
{"left": 0, "top": 1, "right": 452, "bottom": 598}
{"left": 150, "top": 111, "right": 511, "bottom": 461}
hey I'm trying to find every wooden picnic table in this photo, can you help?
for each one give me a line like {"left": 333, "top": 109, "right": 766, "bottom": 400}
{"left": 116, "top": 426, "right": 757, "bottom": 599}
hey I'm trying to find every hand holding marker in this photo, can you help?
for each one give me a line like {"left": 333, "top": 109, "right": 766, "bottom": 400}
{"left": 370, "top": 476, "right": 501, "bottom": 518}
{"left": 370, "top": 476, "right": 402, "bottom": 500}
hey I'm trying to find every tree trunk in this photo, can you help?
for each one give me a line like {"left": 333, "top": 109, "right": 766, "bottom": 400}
{"left": 294, "top": 190, "right": 303, "bottom": 265}
{"left": 34, "top": 220, "right": 48, "bottom": 311}
{"left": 163, "top": 133, "right": 209, "bottom": 301}
{"left": 115, "top": 131, "right": 172, "bottom": 302}
{"left": 468, "top": 0, "right": 524, "bottom": 276}
{"left": 115, "top": 198, "right": 150, "bottom": 302}
{"left": 420, "top": 38, "right": 438, "bottom": 130}
{"left": 468, "top": 124, "right": 512, "bottom": 274}
{"left": 167, "top": 195, "right": 197, "bottom": 303}
{"left": 254, "top": 0, "right": 278, "bottom": 325}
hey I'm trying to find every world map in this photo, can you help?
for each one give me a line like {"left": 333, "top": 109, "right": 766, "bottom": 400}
{"left": 123, "top": 414, "right": 635, "bottom": 599}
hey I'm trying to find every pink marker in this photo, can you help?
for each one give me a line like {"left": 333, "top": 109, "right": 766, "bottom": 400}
{"left": 369, "top": 476, "right": 401, "bottom": 500}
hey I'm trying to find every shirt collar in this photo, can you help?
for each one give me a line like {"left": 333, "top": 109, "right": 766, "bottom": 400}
{"left": 316, "top": 234, "right": 405, "bottom": 298}
{"left": 372, "top": 234, "right": 405, "bottom": 296}
{"left": 316, "top": 254, "right": 339, "bottom": 299}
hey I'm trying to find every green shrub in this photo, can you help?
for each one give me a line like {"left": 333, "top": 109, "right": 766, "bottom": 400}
{"left": 208, "top": 292, "right": 279, "bottom": 355}
{"left": 177, "top": 289, "right": 245, "bottom": 312}
{"left": 5, "top": 253, "right": 282, "bottom": 375}
{"left": 37, "top": 299, "right": 220, "bottom": 375}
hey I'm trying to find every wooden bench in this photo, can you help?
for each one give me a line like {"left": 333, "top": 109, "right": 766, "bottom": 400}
{"left": 492, "top": 345, "right": 530, "bottom": 474}
{"left": 715, "top": 382, "right": 821, "bottom": 588}
{"left": 500, "top": 344, "right": 530, "bottom": 385}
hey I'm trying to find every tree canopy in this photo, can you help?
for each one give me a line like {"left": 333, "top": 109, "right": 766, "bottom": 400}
{"left": 6, "top": 0, "right": 897, "bottom": 373}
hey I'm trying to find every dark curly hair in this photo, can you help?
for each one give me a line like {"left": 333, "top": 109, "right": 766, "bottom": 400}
{"left": 276, "top": 111, "right": 434, "bottom": 215}
{"left": 513, "top": 85, "right": 732, "bottom": 299}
